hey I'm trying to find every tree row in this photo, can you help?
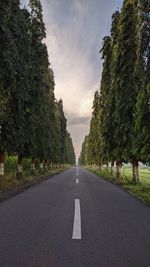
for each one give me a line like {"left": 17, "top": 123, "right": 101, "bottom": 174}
{"left": 0, "top": 0, "right": 75, "bottom": 180}
{"left": 79, "top": 0, "right": 150, "bottom": 183}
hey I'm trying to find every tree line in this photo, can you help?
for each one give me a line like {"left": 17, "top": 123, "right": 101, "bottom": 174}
{"left": 0, "top": 0, "right": 75, "bottom": 180}
{"left": 79, "top": 0, "right": 150, "bottom": 183}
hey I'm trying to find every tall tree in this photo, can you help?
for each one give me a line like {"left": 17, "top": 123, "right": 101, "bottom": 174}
{"left": 79, "top": 135, "right": 90, "bottom": 165}
{"left": 66, "top": 131, "right": 76, "bottom": 165}
{"left": 57, "top": 99, "right": 67, "bottom": 163}
{"left": 0, "top": 0, "right": 20, "bottom": 180}
{"left": 28, "top": 0, "right": 49, "bottom": 171}
{"left": 99, "top": 36, "right": 112, "bottom": 166}
{"left": 88, "top": 91, "right": 101, "bottom": 166}
{"left": 113, "top": 0, "right": 139, "bottom": 182}
{"left": 108, "top": 11, "right": 121, "bottom": 174}
{"left": 134, "top": 0, "right": 150, "bottom": 165}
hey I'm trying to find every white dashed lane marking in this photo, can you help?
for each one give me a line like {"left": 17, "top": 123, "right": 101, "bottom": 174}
{"left": 72, "top": 199, "right": 81, "bottom": 239}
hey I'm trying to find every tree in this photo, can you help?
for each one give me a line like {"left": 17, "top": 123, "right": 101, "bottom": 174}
{"left": 134, "top": 0, "right": 150, "bottom": 165}
{"left": 79, "top": 135, "right": 90, "bottom": 165}
{"left": 0, "top": 0, "right": 20, "bottom": 180}
{"left": 57, "top": 99, "right": 67, "bottom": 163}
{"left": 108, "top": 11, "right": 121, "bottom": 174}
{"left": 99, "top": 36, "right": 112, "bottom": 166}
{"left": 66, "top": 131, "right": 76, "bottom": 165}
{"left": 87, "top": 91, "right": 101, "bottom": 166}
{"left": 113, "top": 0, "right": 139, "bottom": 182}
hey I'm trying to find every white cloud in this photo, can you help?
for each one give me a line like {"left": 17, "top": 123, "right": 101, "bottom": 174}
{"left": 42, "top": 1, "right": 100, "bottom": 157}
{"left": 21, "top": 0, "right": 122, "bottom": 157}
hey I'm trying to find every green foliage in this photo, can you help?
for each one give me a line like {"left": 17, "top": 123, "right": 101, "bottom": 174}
{"left": 5, "top": 156, "right": 31, "bottom": 173}
{"left": 87, "top": 91, "right": 102, "bottom": 164}
{"left": 66, "top": 131, "right": 76, "bottom": 164}
{"left": 113, "top": 0, "right": 139, "bottom": 160}
{"left": 79, "top": 135, "right": 89, "bottom": 165}
{"left": 4, "top": 156, "right": 18, "bottom": 173}
{"left": 133, "top": 0, "right": 150, "bottom": 162}
{"left": 99, "top": 36, "right": 113, "bottom": 162}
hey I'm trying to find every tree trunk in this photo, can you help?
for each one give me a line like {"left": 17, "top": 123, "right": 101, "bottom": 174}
{"left": 31, "top": 159, "right": 36, "bottom": 174}
{"left": 47, "top": 160, "right": 50, "bottom": 169}
{"left": 44, "top": 160, "right": 48, "bottom": 170}
{"left": 16, "top": 154, "right": 23, "bottom": 180}
{"left": 0, "top": 152, "right": 4, "bottom": 187}
{"left": 106, "top": 163, "right": 109, "bottom": 172}
{"left": 111, "top": 161, "right": 114, "bottom": 174}
{"left": 98, "top": 164, "right": 101, "bottom": 170}
{"left": 116, "top": 160, "right": 122, "bottom": 181}
{"left": 132, "top": 159, "right": 139, "bottom": 184}
{"left": 40, "top": 160, "right": 44, "bottom": 170}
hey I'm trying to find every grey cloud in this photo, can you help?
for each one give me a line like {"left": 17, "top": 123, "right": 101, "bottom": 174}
{"left": 66, "top": 113, "right": 91, "bottom": 126}
{"left": 20, "top": 0, "right": 123, "bottom": 157}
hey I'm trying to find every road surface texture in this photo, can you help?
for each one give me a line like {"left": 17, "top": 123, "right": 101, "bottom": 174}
{"left": 0, "top": 167, "right": 150, "bottom": 267}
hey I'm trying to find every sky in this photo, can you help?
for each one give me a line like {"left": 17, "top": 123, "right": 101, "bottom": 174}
{"left": 21, "top": 0, "right": 122, "bottom": 158}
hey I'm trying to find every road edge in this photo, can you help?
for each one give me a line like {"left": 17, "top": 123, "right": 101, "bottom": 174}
{"left": 84, "top": 167, "right": 150, "bottom": 208}
{"left": 0, "top": 168, "right": 69, "bottom": 204}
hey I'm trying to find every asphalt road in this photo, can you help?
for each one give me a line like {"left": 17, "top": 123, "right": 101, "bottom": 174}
{"left": 0, "top": 167, "right": 150, "bottom": 267}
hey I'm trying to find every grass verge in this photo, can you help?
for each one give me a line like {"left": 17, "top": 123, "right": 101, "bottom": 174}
{"left": 0, "top": 166, "right": 69, "bottom": 203}
{"left": 86, "top": 167, "right": 150, "bottom": 205}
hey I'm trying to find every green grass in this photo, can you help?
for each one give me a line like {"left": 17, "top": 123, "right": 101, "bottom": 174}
{"left": 1, "top": 166, "right": 69, "bottom": 191}
{"left": 87, "top": 166, "right": 150, "bottom": 205}
{"left": 122, "top": 167, "right": 150, "bottom": 184}
{"left": 5, "top": 156, "right": 32, "bottom": 174}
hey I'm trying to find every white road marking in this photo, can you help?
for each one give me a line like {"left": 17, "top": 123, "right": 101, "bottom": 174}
{"left": 76, "top": 173, "right": 79, "bottom": 176}
{"left": 72, "top": 199, "right": 81, "bottom": 239}
{"left": 76, "top": 178, "right": 79, "bottom": 184}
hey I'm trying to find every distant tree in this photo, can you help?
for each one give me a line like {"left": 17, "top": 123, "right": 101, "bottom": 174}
{"left": 66, "top": 131, "right": 76, "bottom": 165}
{"left": 79, "top": 135, "right": 89, "bottom": 165}
{"left": 57, "top": 99, "right": 67, "bottom": 163}
{"left": 88, "top": 91, "right": 101, "bottom": 166}
{"left": 109, "top": 11, "right": 120, "bottom": 174}
{"left": 99, "top": 36, "right": 112, "bottom": 166}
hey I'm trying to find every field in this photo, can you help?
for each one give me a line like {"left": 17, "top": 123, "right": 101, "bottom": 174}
{"left": 122, "top": 167, "right": 150, "bottom": 184}
{"left": 121, "top": 167, "right": 150, "bottom": 204}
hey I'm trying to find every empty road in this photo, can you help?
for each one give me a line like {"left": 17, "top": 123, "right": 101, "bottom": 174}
{"left": 0, "top": 167, "right": 150, "bottom": 267}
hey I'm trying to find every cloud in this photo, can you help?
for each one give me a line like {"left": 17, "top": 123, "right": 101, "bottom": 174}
{"left": 72, "top": 0, "right": 87, "bottom": 16}
{"left": 41, "top": 0, "right": 101, "bottom": 157}
{"left": 20, "top": 0, "right": 122, "bottom": 157}
{"left": 66, "top": 113, "right": 91, "bottom": 126}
